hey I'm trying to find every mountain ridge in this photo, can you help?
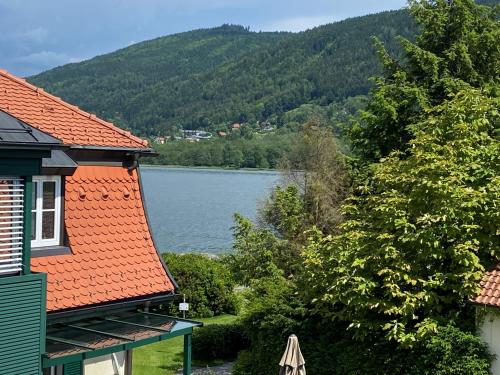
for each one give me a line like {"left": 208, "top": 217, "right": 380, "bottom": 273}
{"left": 28, "top": 11, "right": 418, "bottom": 135}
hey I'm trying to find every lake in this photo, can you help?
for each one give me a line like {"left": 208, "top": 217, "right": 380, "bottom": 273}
{"left": 141, "top": 166, "right": 280, "bottom": 254}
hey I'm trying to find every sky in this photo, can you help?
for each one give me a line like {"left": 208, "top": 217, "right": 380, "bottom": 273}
{"left": 0, "top": 0, "right": 407, "bottom": 77}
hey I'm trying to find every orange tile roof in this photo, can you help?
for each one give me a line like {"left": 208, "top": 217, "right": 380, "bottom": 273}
{"left": 31, "top": 166, "right": 175, "bottom": 311}
{"left": 473, "top": 265, "right": 500, "bottom": 308}
{"left": 0, "top": 69, "right": 148, "bottom": 148}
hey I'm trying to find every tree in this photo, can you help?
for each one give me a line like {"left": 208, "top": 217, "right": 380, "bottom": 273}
{"left": 282, "top": 121, "right": 352, "bottom": 233}
{"left": 303, "top": 90, "right": 500, "bottom": 345}
{"left": 350, "top": 0, "right": 499, "bottom": 161}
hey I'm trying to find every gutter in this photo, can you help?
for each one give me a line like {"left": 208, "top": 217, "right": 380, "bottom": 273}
{"left": 47, "top": 292, "right": 182, "bottom": 324}
{"left": 69, "top": 144, "right": 158, "bottom": 156}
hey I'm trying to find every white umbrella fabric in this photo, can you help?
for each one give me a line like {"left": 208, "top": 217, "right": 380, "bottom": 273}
{"left": 279, "top": 334, "right": 306, "bottom": 375}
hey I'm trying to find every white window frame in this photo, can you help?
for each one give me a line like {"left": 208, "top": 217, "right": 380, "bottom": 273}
{"left": 31, "top": 176, "right": 62, "bottom": 248}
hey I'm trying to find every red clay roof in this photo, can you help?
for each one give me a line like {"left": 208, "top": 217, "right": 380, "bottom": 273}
{"left": 31, "top": 166, "right": 175, "bottom": 311}
{"left": 473, "top": 265, "right": 500, "bottom": 308}
{"left": 0, "top": 69, "right": 148, "bottom": 148}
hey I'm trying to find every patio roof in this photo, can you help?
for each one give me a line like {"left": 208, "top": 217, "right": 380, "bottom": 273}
{"left": 43, "top": 311, "right": 202, "bottom": 368}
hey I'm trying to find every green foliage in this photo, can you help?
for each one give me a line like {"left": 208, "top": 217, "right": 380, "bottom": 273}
{"left": 162, "top": 253, "right": 238, "bottom": 318}
{"left": 147, "top": 133, "right": 294, "bottom": 169}
{"left": 351, "top": 0, "right": 500, "bottom": 160}
{"left": 418, "top": 325, "right": 492, "bottom": 375}
{"left": 192, "top": 323, "right": 249, "bottom": 361}
{"left": 303, "top": 90, "right": 500, "bottom": 345}
{"left": 226, "top": 214, "right": 284, "bottom": 285}
{"left": 28, "top": 12, "right": 417, "bottom": 137}
{"left": 233, "top": 277, "right": 306, "bottom": 375}
{"left": 233, "top": 313, "right": 492, "bottom": 375}
{"left": 283, "top": 123, "right": 352, "bottom": 233}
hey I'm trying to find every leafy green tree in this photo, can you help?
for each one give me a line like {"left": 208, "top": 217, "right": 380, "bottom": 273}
{"left": 351, "top": 0, "right": 499, "bottom": 160}
{"left": 303, "top": 90, "right": 500, "bottom": 345}
{"left": 227, "top": 214, "right": 284, "bottom": 285}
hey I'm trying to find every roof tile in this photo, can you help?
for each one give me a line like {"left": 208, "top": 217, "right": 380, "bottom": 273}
{"left": 0, "top": 69, "right": 148, "bottom": 148}
{"left": 473, "top": 265, "right": 500, "bottom": 308}
{"left": 32, "top": 166, "right": 175, "bottom": 311}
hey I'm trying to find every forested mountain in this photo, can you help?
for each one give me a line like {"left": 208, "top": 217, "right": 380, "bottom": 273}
{"left": 29, "top": 11, "right": 417, "bottom": 136}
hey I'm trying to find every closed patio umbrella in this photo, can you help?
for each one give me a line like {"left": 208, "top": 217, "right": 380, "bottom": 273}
{"left": 279, "top": 334, "right": 306, "bottom": 375}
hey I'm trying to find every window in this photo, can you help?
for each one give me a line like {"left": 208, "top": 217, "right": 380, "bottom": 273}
{"left": 31, "top": 176, "right": 62, "bottom": 248}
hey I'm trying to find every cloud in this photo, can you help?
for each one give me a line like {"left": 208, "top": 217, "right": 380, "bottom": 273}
{"left": 21, "top": 27, "right": 49, "bottom": 44}
{"left": 260, "top": 15, "right": 337, "bottom": 32}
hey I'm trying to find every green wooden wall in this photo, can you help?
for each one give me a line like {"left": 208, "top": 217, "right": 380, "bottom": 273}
{"left": 63, "top": 361, "right": 82, "bottom": 375}
{"left": 0, "top": 273, "right": 47, "bottom": 375}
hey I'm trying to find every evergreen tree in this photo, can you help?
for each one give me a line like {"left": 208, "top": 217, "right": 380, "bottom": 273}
{"left": 350, "top": 0, "right": 499, "bottom": 161}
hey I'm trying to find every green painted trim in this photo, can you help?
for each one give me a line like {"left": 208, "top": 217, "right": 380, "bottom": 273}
{"left": 0, "top": 271, "right": 45, "bottom": 285}
{"left": 42, "top": 326, "right": 194, "bottom": 367}
{"left": 141, "top": 311, "right": 203, "bottom": 327}
{"left": 0, "top": 158, "right": 42, "bottom": 175}
{"left": 64, "top": 361, "right": 82, "bottom": 375}
{"left": 183, "top": 333, "right": 192, "bottom": 375}
{"left": 40, "top": 272, "right": 47, "bottom": 355}
{"left": 22, "top": 176, "right": 33, "bottom": 275}
{"left": 0, "top": 272, "right": 47, "bottom": 375}
{"left": 0, "top": 149, "right": 51, "bottom": 159}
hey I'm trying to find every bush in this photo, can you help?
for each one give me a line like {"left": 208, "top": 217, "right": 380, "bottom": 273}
{"left": 162, "top": 252, "right": 238, "bottom": 318}
{"left": 233, "top": 277, "right": 492, "bottom": 375}
{"left": 193, "top": 323, "right": 249, "bottom": 361}
{"left": 418, "top": 325, "right": 493, "bottom": 375}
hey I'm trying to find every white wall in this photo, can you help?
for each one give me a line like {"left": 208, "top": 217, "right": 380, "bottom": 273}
{"left": 479, "top": 313, "right": 500, "bottom": 375}
{"left": 84, "top": 351, "right": 127, "bottom": 375}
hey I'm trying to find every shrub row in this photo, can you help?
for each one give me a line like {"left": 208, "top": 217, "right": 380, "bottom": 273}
{"left": 161, "top": 252, "right": 238, "bottom": 318}
{"left": 193, "top": 323, "right": 250, "bottom": 361}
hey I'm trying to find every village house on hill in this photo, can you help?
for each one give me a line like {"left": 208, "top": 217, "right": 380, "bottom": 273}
{"left": 0, "top": 69, "right": 200, "bottom": 375}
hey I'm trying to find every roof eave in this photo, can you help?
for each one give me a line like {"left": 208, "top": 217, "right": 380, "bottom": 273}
{"left": 47, "top": 292, "right": 181, "bottom": 324}
{"left": 68, "top": 144, "right": 158, "bottom": 156}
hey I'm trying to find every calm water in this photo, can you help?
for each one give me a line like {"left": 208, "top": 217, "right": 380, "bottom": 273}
{"left": 141, "top": 167, "right": 280, "bottom": 254}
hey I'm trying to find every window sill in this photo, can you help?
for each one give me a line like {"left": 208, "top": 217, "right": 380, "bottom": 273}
{"left": 31, "top": 246, "right": 72, "bottom": 258}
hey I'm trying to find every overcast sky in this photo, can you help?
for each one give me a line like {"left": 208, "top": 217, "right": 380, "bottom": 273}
{"left": 0, "top": 0, "right": 407, "bottom": 77}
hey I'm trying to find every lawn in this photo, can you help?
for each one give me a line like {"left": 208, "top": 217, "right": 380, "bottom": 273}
{"left": 133, "top": 314, "right": 239, "bottom": 375}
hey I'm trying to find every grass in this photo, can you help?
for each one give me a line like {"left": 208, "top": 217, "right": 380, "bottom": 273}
{"left": 133, "top": 314, "right": 239, "bottom": 375}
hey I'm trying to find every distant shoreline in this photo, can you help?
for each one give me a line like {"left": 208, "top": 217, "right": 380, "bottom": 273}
{"left": 141, "top": 164, "right": 279, "bottom": 173}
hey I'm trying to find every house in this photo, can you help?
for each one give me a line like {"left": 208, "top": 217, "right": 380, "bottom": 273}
{"left": 181, "top": 129, "right": 212, "bottom": 140}
{"left": 473, "top": 266, "right": 500, "bottom": 374}
{"left": 0, "top": 69, "right": 200, "bottom": 375}
{"left": 153, "top": 136, "right": 166, "bottom": 144}
{"left": 217, "top": 131, "right": 227, "bottom": 137}
{"left": 231, "top": 123, "right": 241, "bottom": 130}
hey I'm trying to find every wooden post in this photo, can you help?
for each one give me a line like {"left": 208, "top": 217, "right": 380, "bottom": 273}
{"left": 183, "top": 333, "right": 192, "bottom": 375}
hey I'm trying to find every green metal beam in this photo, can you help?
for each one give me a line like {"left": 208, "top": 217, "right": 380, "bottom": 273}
{"left": 46, "top": 337, "right": 94, "bottom": 351}
{"left": 43, "top": 325, "right": 195, "bottom": 368}
{"left": 64, "top": 324, "right": 133, "bottom": 342}
{"left": 103, "top": 317, "right": 172, "bottom": 332}
{"left": 183, "top": 333, "right": 192, "bottom": 375}
{"left": 140, "top": 311, "right": 203, "bottom": 327}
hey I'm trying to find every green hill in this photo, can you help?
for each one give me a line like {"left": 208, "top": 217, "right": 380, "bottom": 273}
{"left": 29, "top": 11, "right": 417, "bottom": 136}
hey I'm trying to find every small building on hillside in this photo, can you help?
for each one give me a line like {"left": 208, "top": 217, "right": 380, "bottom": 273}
{"left": 217, "top": 131, "right": 227, "bottom": 137}
{"left": 231, "top": 123, "right": 241, "bottom": 130}
{"left": 153, "top": 136, "right": 166, "bottom": 144}
{"left": 473, "top": 266, "right": 500, "bottom": 375}
{"left": 0, "top": 69, "right": 200, "bottom": 375}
